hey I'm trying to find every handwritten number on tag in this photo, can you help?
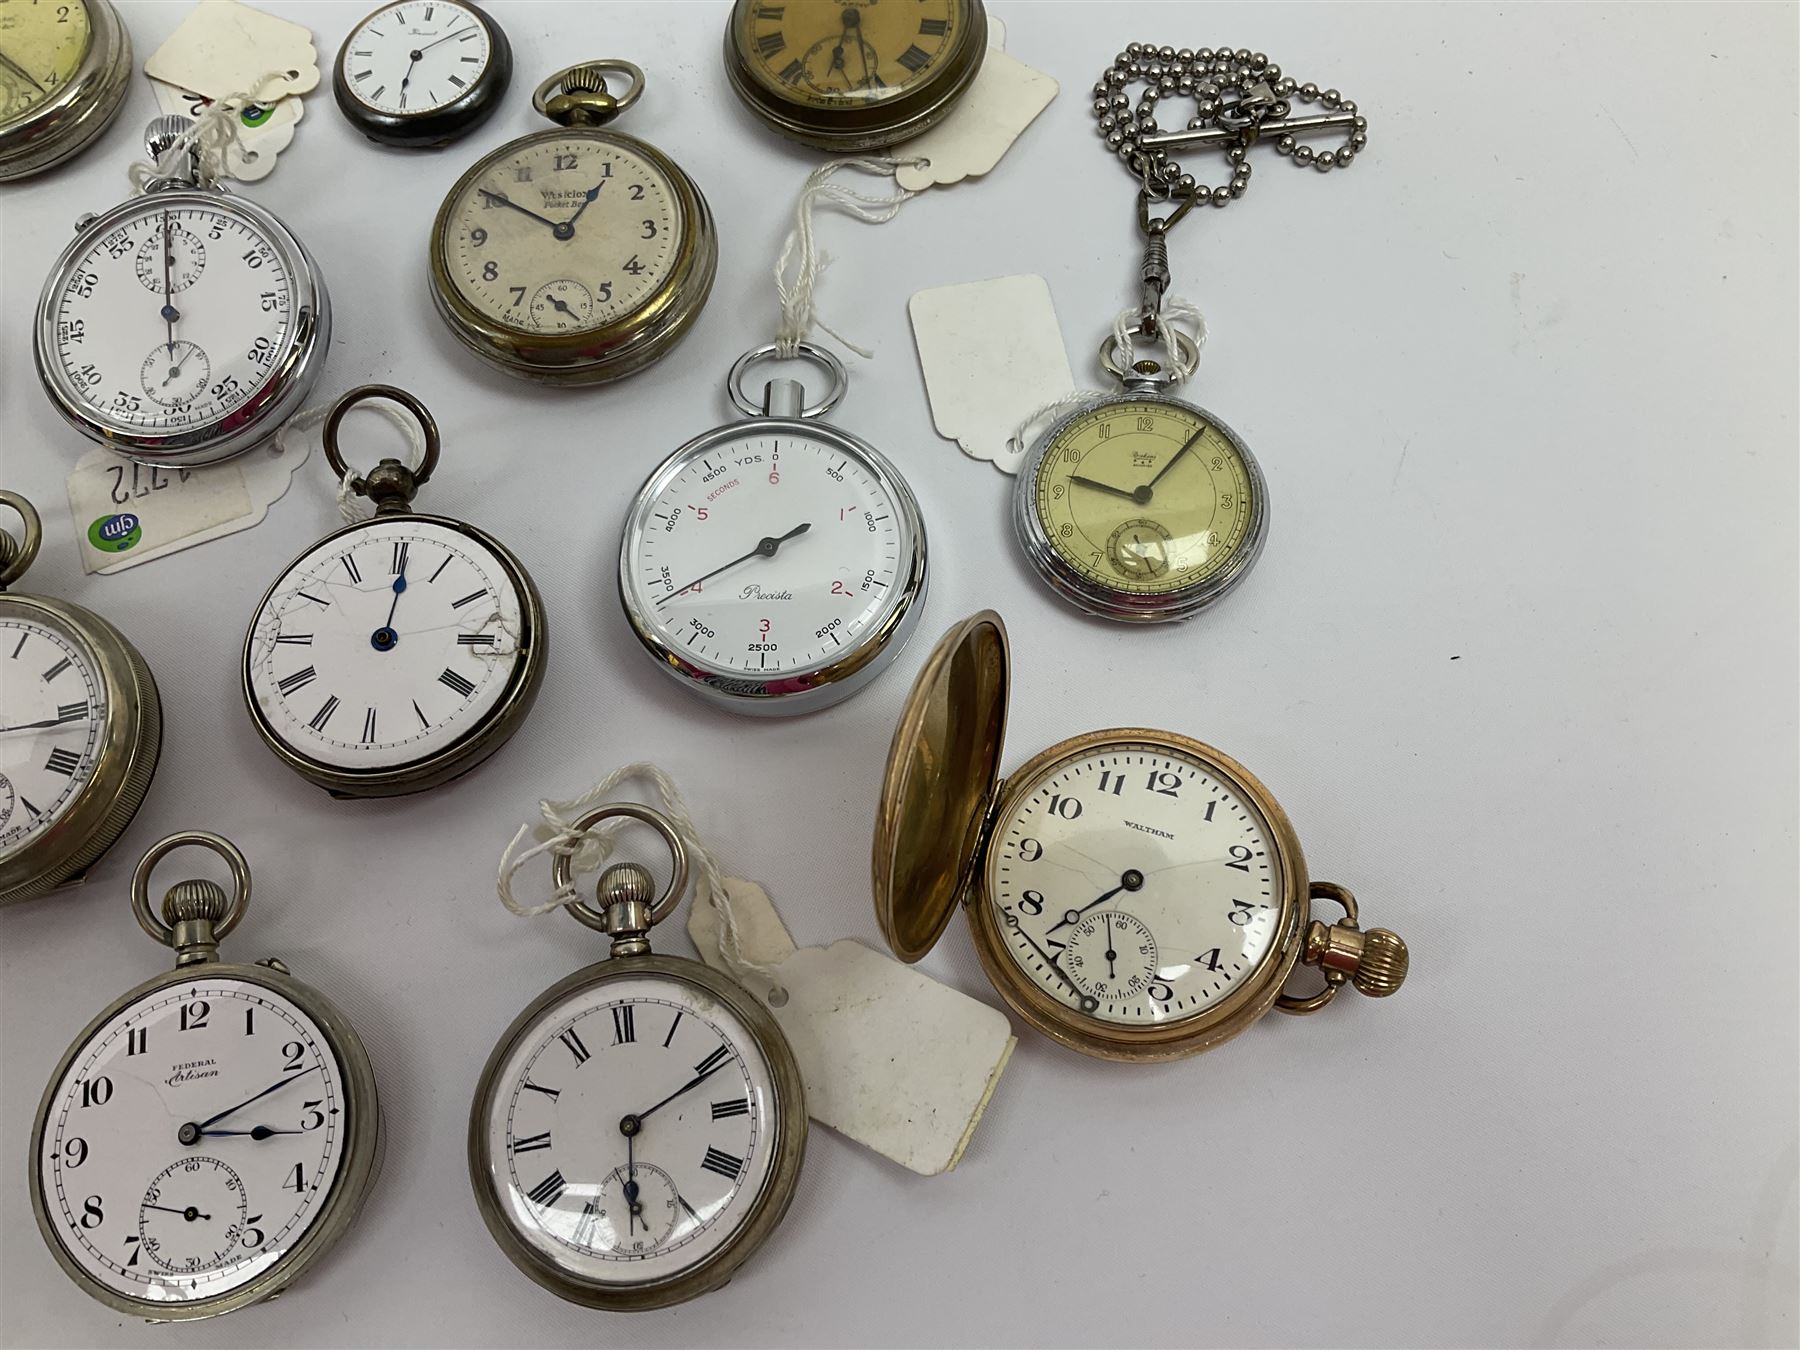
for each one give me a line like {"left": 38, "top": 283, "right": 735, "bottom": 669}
{"left": 107, "top": 464, "right": 195, "bottom": 506}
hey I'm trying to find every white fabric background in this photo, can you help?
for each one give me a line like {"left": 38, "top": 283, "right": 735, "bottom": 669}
{"left": 2, "top": 3, "right": 1796, "bottom": 1346}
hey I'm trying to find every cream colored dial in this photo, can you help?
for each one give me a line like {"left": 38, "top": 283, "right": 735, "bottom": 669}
{"left": 441, "top": 132, "right": 681, "bottom": 336}
{"left": 736, "top": 0, "right": 967, "bottom": 107}
{"left": 0, "top": 0, "right": 92, "bottom": 122}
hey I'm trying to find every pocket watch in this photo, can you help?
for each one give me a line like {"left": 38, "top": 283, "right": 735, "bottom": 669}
{"left": 0, "top": 0, "right": 131, "bottom": 182}
{"left": 333, "top": 0, "right": 511, "bottom": 149}
{"left": 872, "top": 611, "right": 1408, "bottom": 1062}
{"left": 241, "top": 385, "right": 546, "bottom": 798}
{"left": 618, "top": 343, "right": 928, "bottom": 715}
{"left": 723, "top": 0, "right": 987, "bottom": 151}
{"left": 33, "top": 117, "right": 331, "bottom": 468}
{"left": 30, "top": 832, "right": 382, "bottom": 1321}
{"left": 471, "top": 804, "right": 807, "bottom": 1311}
{"left": 0, "top": 491, "right": 160, "bottom": 908}
{"left": 429, "top": 60, "right": 717, "bottom": 385}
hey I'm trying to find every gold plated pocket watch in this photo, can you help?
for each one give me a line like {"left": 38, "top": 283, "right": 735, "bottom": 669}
{"left": 30, "top": 832, "right": 382, "bottom": 1321}
{"left": 471, "top": 805, "right": 807, "bottom": 1310}
{"left": 0, "top": 491, "right": 160, "bottom": 907}
{"left": 0, "top": 0, "right": 132, "bottom": 181}
{"left": 429, "top": 60, "right": 717, "bottom": 384}
{"left": 241, "top": 386, "right": 547, "bottom": 798}
{"left": 723, "top": 0, "right": 988, "bottom": 151}
{"left": 873, "top": 611, "right": 1408, "bottom": 1062}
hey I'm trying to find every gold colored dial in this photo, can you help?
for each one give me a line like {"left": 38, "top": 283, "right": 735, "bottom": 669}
{"left": 441, "top": 131, "right": 681, "bottom": 337}
{"left": 1033, "top": 401, "right": 1257, "bottom": 597}
{"left": 0, "top": 0, "right": 91, "bottom": 123}
{"left": 736, "top": 0, "right": 965, "bottom": 107}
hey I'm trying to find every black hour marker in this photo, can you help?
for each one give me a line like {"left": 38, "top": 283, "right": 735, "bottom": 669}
{"left": 392, "top": 541, "right": 409, "bottom": 574}
{"left": 308, "top": 695, "right": 340, "bottom": 732}
{"left": 711, "top": 1098, "right": 750, "bottom": 1120}
{"left": 897, "top": 44, "right": 931, "bottom": 73}
{"left": 56, "top": 701, "right": 88, "bottom": 722}
{"left": 361, "top": 706, "right": 377, "bottom": 743}
{"left": 298, "top": 591, "right": 330, "bottom": 607}
{"left": 521, "top": 1080, "right": 560, "bottom": 1101}
{"left": 511, "top": 1131, "right": 552, "bottom": 1153}
{"left": 412, "top": 699, "right": 430, "bottom": 729}
{"left": 611, "top": 1004, "right": 635, "bottom": 1044}
{"left": 354, "top": 69, "right": 372, "bottom": 82}
{"left": 700, "top": 1146, "right": 745, "bottom": 1181}
{"left": 341, "top": 553, "right": 363, "bottom": 584}
{"left": 426, "top": 555, "right": 452, "bottom": 584}
{"left": 44, "top": 747, "right": 81, "bottom": 776}
{"left": 662, "top": 1011, "right": 683, "bottom": 1047}
{"left": 756, "top": 30, "right": 785, "bottom": 57}
{"left": 678, "top": 1194, "right": 701, "bottom": 1222}
{"left": 274, "top": 633, "right": 313, "bottom": 645}
{"left": 754, "top": 4, "right": 783, "bottom": 16}
{"left": 919, "top": 16, "right": 948, "bottom": 36}
{"left": 10, "top": 632, "right": 26, "bottom": 658}
{"left": 126, "top": 1026, "right": 148, "bottom": 1056}
{"left": 439, "top": 668, "right": 476, "bottom": 698}
{"left": 573, "top": 1198, "right": 601, "bottom": 1245}
{"left": 277, "top": 666, "right": 317, "bottom": 695}
{"left": 525, "top": 1170, "right": 565, "bottom": 1207}
{"left": 21, "top": 797, "right": 41, "bottom": 818}
{"left": 694, "top": 1045, "right": 730, "bottom": 1077}
{"left": 457, "top": 633, "right": 497, "bottom": 646}
{"left": 451, "top": 588, "right": 488, "bottom": 609}
{"left": 370, "top": 84, "right": 386, "bottom": 100}
{"left": 449, "top": 74, "right": 466, "bottom": 87}
{"left": 778, "top": 57, "right": 805, "bottom": 82}
{"left": 558, "top": 1028, "right": 590, "bottom": 1064}
{"left": 43, "top": 657, "right": 72, "bottom": 681}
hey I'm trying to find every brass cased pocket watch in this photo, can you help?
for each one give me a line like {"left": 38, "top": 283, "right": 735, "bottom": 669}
{"left": 0, "top": 0, "right": 132, "bottom": 181}
{"left": 333, "top": 0, "right": 512, "bottom": 149}
{"left": 0, "top": 491, "right": 160, "bottom": 907}
{"left": 873, "top": 611, "right": 1408, "bottom": 1062}
{"left": 30, "top": 833, "right": 382, "bottom": 1321}
{"left": 241, "top": 386, "right": 547, "bottom": 798}
{"left": 471, "top": 805, "right": 807, "bottom": 1311}
{"left": 429, "top": 60, "right": 717, "bottom": 385}
{"left": 723, "top": 0, "right": 987, "bottom": 151}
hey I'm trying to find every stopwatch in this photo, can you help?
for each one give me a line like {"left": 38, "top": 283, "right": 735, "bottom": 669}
{"left": 471, "top": 804, "right": 806, "bottom": 1311}
{"left": 32, "top": 116, "right": 330, "bottom": 467}
{"left": 873, "top": 611, "right": 1409, "bottom": 1061}
{"left": 429, "top": 60, "right": 716, "bottom": 384}
{"left": 0, "top": 0, "right": 131, "bottom": 181}
{"left": 241, "top": 386, "right": 546, "bottom": 798}
{"left": 0, "top": 491, "right": 160, "bottom": 907}
{"left": 30, "top": 833, "right": 381, "bottom": 1321}
{"left": 618, "top": 343, "right": 928, "bottom": 715}
{"left": 333, "top": 0, "right": 511, "bottom": 148}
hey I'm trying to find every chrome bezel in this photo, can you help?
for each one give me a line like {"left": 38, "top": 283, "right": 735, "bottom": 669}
{"left": 0, "top": 0, "right": 132, "bottom": 182}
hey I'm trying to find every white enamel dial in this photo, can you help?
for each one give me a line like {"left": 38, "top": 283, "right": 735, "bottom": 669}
{"left": 45, "top": 198, "right": 299, "bottom": 435}
{"left": 37, "top": 977, "right": 349, "bottom": 1306}
{"left": 0, "top": 614, "right": 107, "bottom": 855}
{"left": 986, "top": 740, "right": 1284, "bottom": 1026}
{"left": 339, "top": 0, "right": 491, "bottom": 115}
{"left": 245, "top": 518, "right": 524, "bottom": 773}
{"left": 481, "top": 974, "right": 780, "bottom": 1286}
{"left": 622, "top": 427, "right": 914, "bottom": 678}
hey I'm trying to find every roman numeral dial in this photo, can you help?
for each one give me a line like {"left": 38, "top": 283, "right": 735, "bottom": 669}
{"left": 0, "top": 616, "right": 107, "bottom": 852}
{"left": 338, "top": 0, "right": 494, "bottom": 119}
{"left": 736, "top": 0, "right": 965, "bottom": 106}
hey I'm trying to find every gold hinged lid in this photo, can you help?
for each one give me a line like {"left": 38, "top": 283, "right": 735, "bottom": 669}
{"left": 871, "top": 611, "right": 1010, "bottom": 963}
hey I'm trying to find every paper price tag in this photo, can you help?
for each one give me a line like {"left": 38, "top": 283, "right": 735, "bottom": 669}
{"left": 690, "top": 879, "right": 1015, "bottom": 1177}
{"left": 894, "top": 40, "right": 1058, "bottom": 192}
{"left": 145, "top": 0, "right": 319, "bottom": 102}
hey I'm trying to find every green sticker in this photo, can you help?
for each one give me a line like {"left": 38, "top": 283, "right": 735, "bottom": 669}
{"left": 88, "top": 513, "right": 142, "bottom": 553}
{"left": 239, "top": 102, "right": 275, "bottom": 128}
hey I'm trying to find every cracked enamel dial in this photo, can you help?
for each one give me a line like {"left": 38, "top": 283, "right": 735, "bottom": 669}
{"left": 0, "top": 615, "right": 105, "bottom": 855}
{"left": 986, "top": 738, "right": 1282, "bottom": 1026}
{"left": 245, "top": 518, "right": 525, "bottom": 774}
{"left": 35, "top": 978, "right": 348, "bottom": 1306}
{"left": 0, "top": 0, "right": 91, "bottom": 122}
{"left": 477, "top": 976, "right": 780, "bottom": 1287}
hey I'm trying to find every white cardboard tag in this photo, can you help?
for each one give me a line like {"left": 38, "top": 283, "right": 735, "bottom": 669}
{"left": 894, "top": 22, "right": 1057, "bottom": 191}
{"left": 66, "top": 436, "right": 309, "bottom": 575}
{"left": 909, "top": 274, "right": 1075, "bottom": 474}
{"left": 145, "top": 0, "right": 319, "bottom": 103}
{"left": 150, "top": 75, "right": 304, "bottom": 182}
{"left": 689, "top": 879, "right": 1015, "bottom": 1177}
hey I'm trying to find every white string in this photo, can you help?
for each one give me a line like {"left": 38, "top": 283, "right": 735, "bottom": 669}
{"left": 774, "top": 156, "right": 927, "bottom": 359}
{"left": 127, "top": 71, "right": 297, "bottom": 192}
{"left": 328, "top": 405, "right": 430, "bottom": 523}
{"left": 495, "top": 762, "right": 780, "bottom": 980}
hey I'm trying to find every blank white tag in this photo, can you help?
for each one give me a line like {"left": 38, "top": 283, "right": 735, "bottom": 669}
{"left": 894, "top": 30, "right": 1057, "bottom": 191}
{"left": 65, "top": 437, "right": 309, "bottom": 575}
{"left": 145, "top": 0, "right": 319, "bottom": 103}
{"left": 689, "top": 879, "right": 1015, "bottom": 1177}
{"left": 909, "top": 274, "right": 1075, "bottom": 474}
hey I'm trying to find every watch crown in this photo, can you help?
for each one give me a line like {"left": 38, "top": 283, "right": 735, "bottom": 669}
{"left": 561, "top": 65, "right": 609, "bottom": 95}
{"left": 596, "top": 861, "right": 654, "bottom": 957}
{"left": 162, "top": 878, "right": 231, "bottom": 926}
{"left": 1350, "top": 927, "right": 1408, "bottom": 998}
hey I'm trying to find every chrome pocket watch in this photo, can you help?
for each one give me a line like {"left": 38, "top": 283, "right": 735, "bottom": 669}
{"left": 33, "top": 117, "right": 331, "bottom": 468}
{"left": 429, "top": 60, "right": 717, "bottom": 385}
{"left": 0, "top": 491, "right": 160, "bottom": 907}
{"left": 333, "top": 0, "right": 511, "bottom": 149}
{"left": 471, "top": 804, "right": 807, "bottom": 1311}
{"left": 873, "top": 611, "right": 1408, "bottom": 1062}
{"left": 723, "top": 0, "right": 987, "bottom": 151}
{"left": 242, "top": 385, "right": 547, "bottom": 798}
{"left": 30, "top": 832, "right": 382, "bottom": 1322}
{"left": 0, "top": 0, "right": 132, "bottom": 181}
{"left": 618, "top": 343, "right": 928, "bottom": 715}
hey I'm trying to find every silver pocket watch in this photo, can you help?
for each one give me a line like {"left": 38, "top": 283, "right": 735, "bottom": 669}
{"left": 470, "top": 805, "right": 807, "bottom": 1310}
{"left": 242, "top": 385, "right": 547, "bottom": 798}
{"left": 618, "top": 343, "right": 929, "bottom": 715}
{"left": 0, "top": 0, "right": 132, "bottom": 181}
{"left": 33, "top": 117, "right": 330, "bottom": 467}
{"left": 30, "top": 832, "right": 382, "bottom": 1321}
{"left": 333, "top": 0, "right": 512, "bottom": 149}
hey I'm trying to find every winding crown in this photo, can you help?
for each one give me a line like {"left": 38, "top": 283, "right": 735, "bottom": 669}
{"left": 162, "top": 878, "right": 231, "bottom": 926}
{"left": 561, "top": 65, "right": 609, "bottom": 96}
{"left": 1351, "top": 928, "right": 1408, "bottom": 998}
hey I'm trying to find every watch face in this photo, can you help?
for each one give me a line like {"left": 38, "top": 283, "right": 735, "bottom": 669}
{"left": 735, "top": 0, "right": 970, "bottom": 107}
{"left": 0, "top": 609, "right": 107, "bottom": 858}
{"left": 42, "top": 197, "right": 303, "bottom": 438}
{"left": 36, "top": 976, "right": 352, "bottom": 1308}
{"left": 0, "top": 0, "right": 92, "bottom": 124}
{"left": 620, "top": 424, "right": 919, "bottom": 683}
{"left": 439, "top": 131, "right": 682, "bottom": 337}
{"left": 339, "top": 0, "right": 492, "bottom": 115}
{"left": 245, "top": 518, "right": 527, "bottom": 774}
{"left": 1032, "top": 399, "right": 1260, "bottom": 601}
{"left": 984, "top": 738, "right": 1284, "bottom": 1026}
{"left": 478, "top": 972, "right": 783, "bottom": 1290}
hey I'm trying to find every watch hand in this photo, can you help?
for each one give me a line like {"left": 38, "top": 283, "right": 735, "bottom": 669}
{"left": 476, "top": 189, "right": 563, "bottom": 233}
{"left": 1068, "top": 474, "right": 1141, "bottom": 503}
{"left": 384, "top": 571, "right": 407, "bottom": 627}
{"left": 1104, "top": 915, "right": 1118, "bottom": 979}
{"left": 0, "top": 711, "right": 89, "bottom": 734}
{"left": 185, "top": 1064, "right": 319, "bottom": 1136}
{"left": 634, "top": 1057, "right": 732, "bottom": 1124}
{"left": 1007, "top": 918, "right": 1091, "bottom": 1003}
{"left": 142, "top": 1203, "right": 211, "bottom": 1221}
{"left": 0, "top": 51, "right": 46, "bottom": 94}
{"left": 197, "top": 1125, "right": 307, "bottom": 1140}
{"left": 562, "top": 180, "right": 606, "bottom": 232}
{"left": 159, "top": 210, "right": 178, "bottom": 354}
{"left": 412, "top": 22, "right": 470, "bottom": 57}
{"left": 1140, "top": 425, "right": 1208, "bottom": 495}
{"left": 654, "top": 523, "right": 811, "bottom": 607}
{"left": 1046, "top": 870, "right": 1145, "bottom": 934}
